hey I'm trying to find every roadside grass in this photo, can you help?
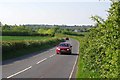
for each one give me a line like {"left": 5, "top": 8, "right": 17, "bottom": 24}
{"left": 75, "top": 37, "right": 100, "bottom": 78}
{"left": 72, "top": 35, "right": 100, "bottom": 78}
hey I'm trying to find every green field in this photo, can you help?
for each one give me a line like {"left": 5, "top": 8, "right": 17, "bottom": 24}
{"left": 1, "top": 36, "right": 53, "bottom": 41}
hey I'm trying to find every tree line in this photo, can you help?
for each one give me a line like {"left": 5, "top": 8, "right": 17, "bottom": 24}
{"left": 2, "top": 24, "right": 86, "bottom": 36}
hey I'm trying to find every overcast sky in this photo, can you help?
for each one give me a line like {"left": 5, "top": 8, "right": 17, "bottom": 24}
{"left": 0, "top": 0, "right": 111, "bottom": 25}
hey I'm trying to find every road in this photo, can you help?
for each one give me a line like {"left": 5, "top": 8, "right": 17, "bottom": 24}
{"left": 2, "top": 38, "right": 79, "bottom": 79}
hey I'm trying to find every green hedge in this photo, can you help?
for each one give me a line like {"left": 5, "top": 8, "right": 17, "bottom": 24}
{"left": 79, "top": 1, "right": 120, "bottom": 78}
{"left": 2, "top": 38, "right": 64, "bottom": 60}
{"left": 2, "top": 31, "right": 54, "bottom": 37}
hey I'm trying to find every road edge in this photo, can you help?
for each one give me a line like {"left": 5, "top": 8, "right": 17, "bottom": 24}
{"left": 69, "top": 38, "right": 80, "bottom": 80}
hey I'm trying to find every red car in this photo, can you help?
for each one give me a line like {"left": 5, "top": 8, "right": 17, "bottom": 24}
{"left": 56, "top": 42, "right": 72, "bottom": 54}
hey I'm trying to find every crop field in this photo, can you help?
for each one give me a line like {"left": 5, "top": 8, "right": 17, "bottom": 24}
{"left": 1, "top": 36, "right": 53, "bottom": 41}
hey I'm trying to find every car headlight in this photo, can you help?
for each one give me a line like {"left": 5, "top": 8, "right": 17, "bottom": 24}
{"left": 57, "top": 47, "right": 60, "bottom": 50}
{"left": 67, "top": 49, "right": 70, "bottom": 51}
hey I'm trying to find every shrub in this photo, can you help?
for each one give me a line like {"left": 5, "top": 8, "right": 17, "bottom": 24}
{"left": 80, "top": 1, "right": 120, "bottom": 78}
{"left": 2, "top": 38, "right": 64, "bottom": 60}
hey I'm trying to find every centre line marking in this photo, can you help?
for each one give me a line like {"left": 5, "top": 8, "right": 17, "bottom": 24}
{"left": 7, "top": 66, "right": 32, "bottom": 78}
{"left": 36, "top": 58, "right": 47, "bottom": 64}
{"left": 49, "top": 54, "right": 56, "bottom": 57}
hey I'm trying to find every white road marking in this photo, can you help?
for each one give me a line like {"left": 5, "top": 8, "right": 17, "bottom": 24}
{"left": 36, "top": 58, "right": 47, "bottom": 64}
{"left": 69, "top": 56, "right": 78, "bottom": 80}
{"left": 49, "top": 55, "right": 54, "bottom": 57}
{"left": 7, "top": 66, "right": 32, "bottom": 78}
{"left": 69, "top": 40, "right": 79, "bottom": 80}
{"left": 6, "top": 54, "right": 55, "bottom": 78}
{"left": 49, "top": 54, "right": 56, "bottom": 57}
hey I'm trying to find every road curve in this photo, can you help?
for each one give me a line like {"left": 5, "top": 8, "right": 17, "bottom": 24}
{"left": 2, "top": 38, "right": 79, "bottom": 79}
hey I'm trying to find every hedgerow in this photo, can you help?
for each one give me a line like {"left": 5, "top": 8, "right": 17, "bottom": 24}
{"left": 81, "top": 1, "right": 120, "bottom": 78}
{"left": 2, "top": 38, "right": 64, "bottom": 60}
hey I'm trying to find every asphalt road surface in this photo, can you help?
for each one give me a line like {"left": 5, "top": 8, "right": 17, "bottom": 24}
{"left": 2, "top": 38, "right": 79, "bottom": 79}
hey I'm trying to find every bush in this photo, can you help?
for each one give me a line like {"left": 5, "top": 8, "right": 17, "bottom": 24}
{"left": 80, "top": 1, "right": 120, "bottom": 78}
{"left": 2, "top": 30, "right": 54, "bottom": 37}
{"left": 2, "top": 38, "right": 64, "bottom": 60}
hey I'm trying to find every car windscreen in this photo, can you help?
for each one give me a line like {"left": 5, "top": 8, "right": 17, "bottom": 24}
{"left": 59, "top": 43, "right": 69, "bottom": 47}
